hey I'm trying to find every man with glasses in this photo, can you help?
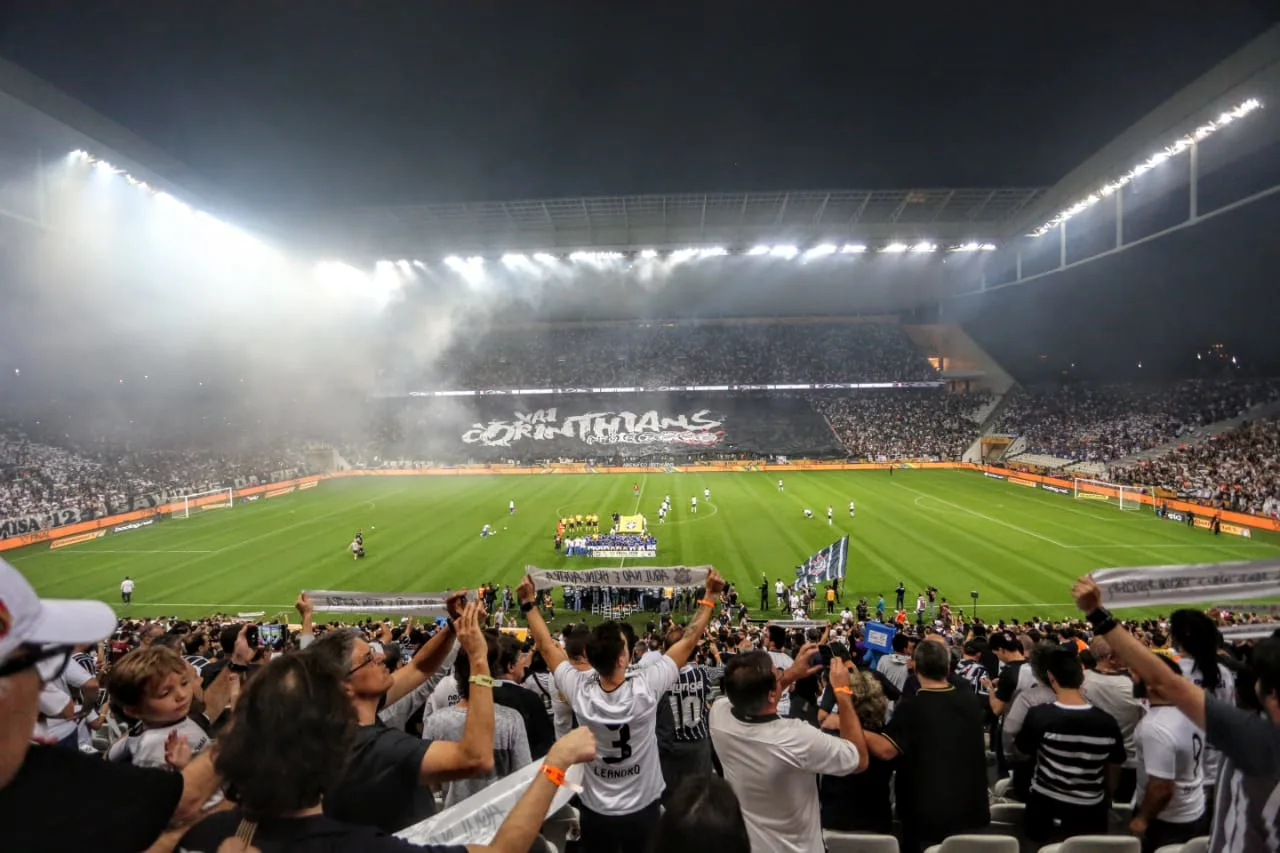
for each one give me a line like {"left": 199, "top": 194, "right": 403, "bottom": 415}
{"left": 0, "top": 558, "right": 221, "bottom": 851}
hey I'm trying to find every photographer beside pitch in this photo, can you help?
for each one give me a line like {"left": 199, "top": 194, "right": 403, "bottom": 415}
{"left": 517, "top": 568, "right": 726, "bottom": 853}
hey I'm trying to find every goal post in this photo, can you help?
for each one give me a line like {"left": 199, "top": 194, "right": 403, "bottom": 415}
{"left": 1072, "top": 478, "right": 1154, "bottom": 512}
{"left": 169, "top": 487, "right": 235, "bottom": 519}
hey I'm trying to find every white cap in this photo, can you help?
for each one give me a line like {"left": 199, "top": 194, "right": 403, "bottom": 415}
{"left": 0, "top": 558, "right": 117, "bottom": 666}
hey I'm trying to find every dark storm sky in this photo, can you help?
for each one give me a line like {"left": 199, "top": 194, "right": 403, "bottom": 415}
{"left": 1, "top": 1, "right": 1276, "bottom": 210}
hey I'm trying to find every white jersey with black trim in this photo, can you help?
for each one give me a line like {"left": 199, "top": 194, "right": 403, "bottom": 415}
{"left": 554, "top": 656, "right": 677, "bottom": 815}
{"left": 767, "top": 650, "right": 794, "bottom": 717}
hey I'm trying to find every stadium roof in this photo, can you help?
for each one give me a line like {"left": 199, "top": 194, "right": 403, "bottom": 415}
{"left": 279, "top": 187, "right": 1047, "bottom": 260}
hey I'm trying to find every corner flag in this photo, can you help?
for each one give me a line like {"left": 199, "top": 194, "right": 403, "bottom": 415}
{"left": 794, "top": 536, "right": 849, "bottom": 588}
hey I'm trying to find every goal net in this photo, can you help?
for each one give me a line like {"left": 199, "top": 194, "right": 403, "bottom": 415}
{"left": 1072, "top": 478, "right": 1154, "bottom": 512}
{"left": 169, "top": 487, "right": 235, "bottom": 519}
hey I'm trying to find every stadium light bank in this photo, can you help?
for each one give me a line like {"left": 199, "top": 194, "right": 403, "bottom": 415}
{"left": 1028, "top": 97, "right": 1262, "bottom": 238}
{"left": 63, "top": 150, "right": 997, "bottom": 284}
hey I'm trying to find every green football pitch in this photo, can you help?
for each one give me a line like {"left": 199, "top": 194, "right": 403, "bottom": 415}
{"left": 9, "top": 470, "right": 1279, "bottom": 623}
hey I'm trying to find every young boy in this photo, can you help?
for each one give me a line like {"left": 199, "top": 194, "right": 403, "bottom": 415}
{"left": 106, "top": 645, "right": 211, "bottom": 770}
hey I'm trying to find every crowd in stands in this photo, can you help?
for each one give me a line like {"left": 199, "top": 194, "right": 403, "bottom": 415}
{"left": 997, "top": 379, "right": 1280, "bottom": 464}
{"left": 0, "top": 427, "right": 307, "bottom": 524}
{"left": 6, "top": 562, "right": 1278, "bottom": 853}
{"left": 1113, "top": 416, "right": 1280, "bottom": 517}
{"left": 814, "top": 390, "right": 992, "bottom": 461}
{"left": 429, "top": 322, "right": 937, "bottom": 389}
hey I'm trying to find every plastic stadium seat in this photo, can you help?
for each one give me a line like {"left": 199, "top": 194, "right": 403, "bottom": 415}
{"left": 924, "top": 834, "right": 1020, "bottom": 853}
{"left": 992, "top": 777, "right": 1014, "bottom": 798}
{"left": 540, "top": 804, "right": 579, "bottom": 853}
{"left": 1182, "top": 838, "right": 1209, "bottom": 853}
{"left": 1152, "top": 845, "right": 1183, "bottom": 853}
{"left": 1038, "top": 836, "right": 1141, "bottom": 853}
{"left": 989, "top": 803, "right": 1025, "bottom": 826}
{"left": 823, "top": 831, "right": 900, "bottom": 853}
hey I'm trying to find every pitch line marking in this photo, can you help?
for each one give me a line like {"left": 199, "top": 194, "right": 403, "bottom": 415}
{"left": 52, "top": 549, "right": 219, "bottom": 554}
{"left": 896, "top": 483, "right": 1071, "bottom": 549}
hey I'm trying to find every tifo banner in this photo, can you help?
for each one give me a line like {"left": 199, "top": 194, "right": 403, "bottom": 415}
{"left": 397, "top": 757, "right": 582, "bottom": 846}
{"left": 527, "top": 566, "right": 712, "bottom": 589}
{"left": 1091, "top": 560, "right": 1280, "bottom": 609}
{"left": 588, "top": 549, "right": 657, "bottom": 559}
{"left": 794, "top": 536, "right": 849, "bottom": 589}
{"left": 440, "top": 394, "right": 842, "bottom": 461}
{"left": 768, "top": 620, "right": 828, "bottom": 630}
{"left": 305, "top": 590, "right": 451, "bottom": 615}
{"left": 617, "top": 514, "right": 646, "bottom": 534}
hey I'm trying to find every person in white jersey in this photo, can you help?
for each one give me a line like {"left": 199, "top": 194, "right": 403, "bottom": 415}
{"left": 690, "top": 495, "right": 697, "bottom": 514}
{"left": 763, "top": 625, "right": 795, "bottom": 717}
{"left": 120, "top": 576, "right": 135, "bottom": 604}
{"left": 1131, "top": 654, "right": 1209, "bottom": 853}
{"left": 778, "top": 478, "right": 784, "bottom": 492}
{"left": 827, "top": 506, "right": 833, "bottom": 525}
{"left": 849, "top": 499, "right": 856, "bottom": 518}
{"left": 509, "top": 500, "right": 515, "bottom": 515}
{"left": 518, "top": 569, "right": 725, "bottom": 853}
{"left": 703, "top": 487, "right": 710, "bottom": 501}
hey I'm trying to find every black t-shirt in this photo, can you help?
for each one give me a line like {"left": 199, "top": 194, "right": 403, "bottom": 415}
{"left": 994, "top": 659, "right": 1025, "bottom": 704}
{"left": 2, "top": 745, "right": 183, "bottom": 852}
{"left": 820, "top": 729, "right": 895, "bottom": 834}
{"left": 325, "top": 721, "right": 434, "bottom": 833}
{"left": 495, "top": 680, "right": 555, "bottom": 759}
{"left": 883, "top": 686, "right": 990, "bottom": 844}
{"left": 178, "top": 809, "right": 468, "bottom": 853}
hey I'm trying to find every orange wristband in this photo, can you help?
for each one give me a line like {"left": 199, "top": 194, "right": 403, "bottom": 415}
{"left": 833, "top": 686, "right": 853, "bottom": 696}
{"left": 540, "top": 763, "right": 567, "bottom": 787}
{"left": 698, "top": 599, "right": 716, "bottom": 609}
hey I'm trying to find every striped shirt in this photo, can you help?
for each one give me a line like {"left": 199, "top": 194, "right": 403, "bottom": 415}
{"left": 663, "top": 665, "right": 711, "bottom": 743}
{"left": 1015, "top": 702, "right": 1126, "bottom": 806}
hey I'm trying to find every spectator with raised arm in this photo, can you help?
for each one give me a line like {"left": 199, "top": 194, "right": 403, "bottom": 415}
{"left": 306, "top": 596, "right": 495, "bottom": 833}
{"left": 1072, "top": 577, "right": 1280, "bottom": 853}
{"left": 518, "top": 570, "right": 725, "bottom": 853}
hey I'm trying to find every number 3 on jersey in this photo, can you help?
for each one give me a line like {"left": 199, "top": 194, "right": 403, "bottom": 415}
{"left": 601, "top": 723, "right": 632, "bottom": 764}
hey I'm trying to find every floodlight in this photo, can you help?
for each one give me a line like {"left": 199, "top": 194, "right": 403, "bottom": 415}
{"left": 910, "top": 242, "right": 937, "bottom": 254}
{"left": 501, "top": 253, "right": 529, "bottom": 266}
{"left": 803, "top": 244, "right": 837, "bottom": 259}
{"left": 839, "top": 244, "right": 867, "bottom": 254}
{"left": 699, "top": 247, "right": 728, "bottom": 257}
{"left": 747, "top": 245, "right": 770, "bottom": 256}
{"left": 1030, "top": 96, "right": 1262, "bottom": 236}
{"left": 948, "top": 242, "right": 997, "bottom": 253}
{"left": 880, "top": 243, "right": 908, "bottom": 253}
{"left": 533, "top": 253, "right": 557, "bottom": 264}
{"left": 769, "top": 245, "right": 798, "bottom": 259}
{"left": 670, "top": 249, "right": 698, "bottom": 263}
{"left": 639, "top": 249, "right": 658, "bottom": 259}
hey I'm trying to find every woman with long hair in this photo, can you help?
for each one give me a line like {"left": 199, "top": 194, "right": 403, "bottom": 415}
{"left": 1169, "top": 609, "right": 1235, "bottom": 811}
{"left": 819, "top": 668, "right": 895, "bottom": 834}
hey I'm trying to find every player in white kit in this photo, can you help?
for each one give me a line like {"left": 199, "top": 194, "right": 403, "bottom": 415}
{"left": 509, "top": 500, "right": 515, "bottom": 515}
{"left": 690, "top": 496, "right": 697, "bottom": 514}
{"left": 849, "top": 499, "right": 856, "bottom": 518}
{"left": 778, "top": 478, "right": 784, "bottom": 492}
{"left": 827, "top": 505, "right": 833, "bottom": 525}
{"left": 703, "top": 487, "right": 710, "bottom": 500}
{"left": 518, "top": 568, "right": 726, "bottom": 853}
{"left": 120, "top": 576, "right": 135, "bottom": 604}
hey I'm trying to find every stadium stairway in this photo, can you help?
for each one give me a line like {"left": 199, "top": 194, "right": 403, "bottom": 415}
{"left": 962, "top": 391, "right": 1019, "bottom": 462}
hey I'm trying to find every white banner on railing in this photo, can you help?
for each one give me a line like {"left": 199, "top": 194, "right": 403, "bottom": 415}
{"left": 396, "top": 757, "right": 583, "bottom": 846}
{"left": 526, "top": 565, "right": 712, "bottom": 589}
{"left": 305, "top": 590, "right": 451, "bottom": 615}
{"left": 1213, "top": 603, "right": 1280, "bottom": 615}
{"left": 768, "top": 620, "right": 829, "bottom": 629}
{"left": 1091, "top": 560, "right": 1280, "bottom": 609}
{"left": 1218, "top": 622, "right": 1280, "bottom": 642}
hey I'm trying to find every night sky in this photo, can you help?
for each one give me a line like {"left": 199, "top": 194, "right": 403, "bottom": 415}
{"left": 1, "top": 2, "right": 1276, "bottom": 210}
{"left": 1, "top": 3, "right": 1278, "bottom": 382}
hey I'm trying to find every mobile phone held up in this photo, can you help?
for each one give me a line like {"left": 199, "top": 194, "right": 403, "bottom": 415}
{"left": 809, "top": 646, "right": 833, "bottom": 668}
